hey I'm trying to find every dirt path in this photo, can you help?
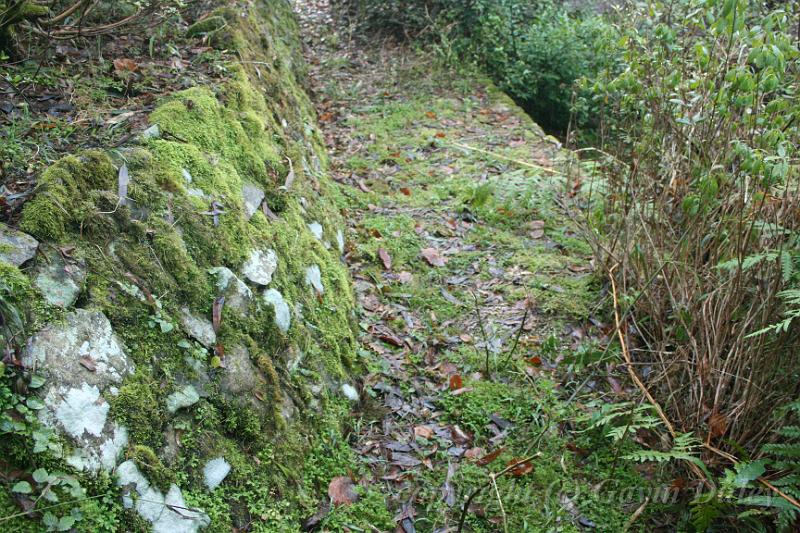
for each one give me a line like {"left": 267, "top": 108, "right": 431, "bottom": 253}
{"left": 294, "top": 2, "right": 644, "bottom": 531}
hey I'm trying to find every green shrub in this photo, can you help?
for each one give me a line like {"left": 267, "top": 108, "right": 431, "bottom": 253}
{"left": 585, "top": 0, "right": 800, "bottom": 472}
{"left": 342, "top": 0, "right": 621, "bottom": 134}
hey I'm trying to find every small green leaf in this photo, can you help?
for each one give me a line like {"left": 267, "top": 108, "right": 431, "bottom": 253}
{"left": 29, "top": 375, "right": 46, "bottom": 388}
{"left": 26, "top": 397, "right": 45, "bottom": 410}
{"left": 57, "top": 515, "right": 76, "bottom": 531}
{"left": 42, "top": 512, "right": 58, "bottom": 528}
{"left": 12, "top": 481, "right": 32, "bottom": 494}
{"left": 32, "top": 468, "right": 49, "bottom": 483}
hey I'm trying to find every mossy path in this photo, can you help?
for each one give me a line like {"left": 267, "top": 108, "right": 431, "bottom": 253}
{"left": 295, "top": 1, "right": 657, "bottom": 532}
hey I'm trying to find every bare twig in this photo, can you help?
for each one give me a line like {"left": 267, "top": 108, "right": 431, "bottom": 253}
{"left": 470, "top": 290, "right": 493, "bottom": 377}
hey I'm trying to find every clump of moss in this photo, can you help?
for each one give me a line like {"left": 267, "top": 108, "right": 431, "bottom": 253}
{"left": 126, "top": 445, "right": 177, "bottom": 492}
{"left": 108, "top": 371, "right": 165, "bottom": 449}
{"left": 20, "top": 151, "right": 117, "bottom": 241}
{"left": 186, "top": 15, "right": 226, "bottom": 37}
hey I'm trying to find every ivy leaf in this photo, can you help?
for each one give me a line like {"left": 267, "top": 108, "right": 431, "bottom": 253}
{"left": 42, "top": 512, "right": 58, "bottom": 528}
{"left": 32, "top": 468, "right": 49, "bottom": 484}
{"left": 57, "top": 515, "right": 76, "bottom": 531}
{"left": 26, "top": 397, "right": 45, "bottom": 410}
{"left": 12, "top": 481, "right": 32, "bottom": 494}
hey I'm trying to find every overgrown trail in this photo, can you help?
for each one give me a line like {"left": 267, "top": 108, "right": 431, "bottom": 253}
{"left": 294, "top": 2, "right": 647, "bottom": 531}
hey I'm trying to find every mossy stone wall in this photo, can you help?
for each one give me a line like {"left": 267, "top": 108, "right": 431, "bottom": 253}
{"left": 0, "top": 1, "right": 360, "bottom": 530}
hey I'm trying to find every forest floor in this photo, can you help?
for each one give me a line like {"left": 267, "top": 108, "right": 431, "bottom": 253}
{"left": 295, "top": 1, "right": 672, "bottom": 532}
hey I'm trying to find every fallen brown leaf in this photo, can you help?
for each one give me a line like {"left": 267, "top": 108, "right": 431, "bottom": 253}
{"left": 476, "top": 447, "right": 506, "bottom": 466}
{"left": 378, "top": 248, "right": 392, "bottom": 270}
{"left": 413, "top": 425, "right": 434, "bottom": 440}
{"left": 421, "top": 247, "right": 447, "bottom": 267}
{"left": 328, "top": 476, "right": 359, "bottom": 506}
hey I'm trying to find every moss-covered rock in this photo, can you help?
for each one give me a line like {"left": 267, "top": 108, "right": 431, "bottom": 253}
{"left": 4, "top": 0, "right": 361, "bottom": 530}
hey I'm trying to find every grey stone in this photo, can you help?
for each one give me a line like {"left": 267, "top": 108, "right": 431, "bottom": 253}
{"left": 307, "top": 221, "right": 323, "bottom": 240}
{"left": 166, "top": 384, "right": 200, "bottom": 413}
{"left": 117, "top": 460, "right": 209, "bottom": 532}
{"left": 203, "top": 457, "right": 231, "bottom": 491}
{"left": 179, "top": 307, "right": 216, "bottom": 348}
{"left": 0, "top": 223, "right": 38, "bottom": 266}
{"left": 209, "top": 267, "right": 253, "bottom": 315}
{"left": 22, "top": 309, "right": 134, "bottom": 472}
{"left": 33, "top": 251, "right": 86, "bottom": 308}
{"left": 242, "top": 182, "right": 265, "bottom": 220}
{"left": 336, "top": 229, "right": 345, "bottom": 254}
{"left": 241, "top": 249, "right": 278, "bottom": 286}
{"left": 263, "top": 288, "right": 291, "bottom": 333}
{"left": 304, "top": 265, "right": 324, "bottom": 295}
{"left": 218, "top": 346, "right": 262, "bottom": 398}
{"left": 141, "top": 124, "right": 161, "bottom": 140}
{"left": 23, "top": 309, "right": 133, "bottom": 390}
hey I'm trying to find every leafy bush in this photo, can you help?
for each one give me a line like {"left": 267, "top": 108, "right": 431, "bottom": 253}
{"left": 340, "top": 0, "right": 621, "bottom": 134}
{"left": 585, "top": 0, "right": 800, "bottom": 453}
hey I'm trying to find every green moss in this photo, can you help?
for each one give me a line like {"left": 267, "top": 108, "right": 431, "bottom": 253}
{"left": 148, "top": 218, "right": 212, "bottom": 306}
{"left": 126, "top": 445, "right": 177, "bottom": 493}
{"left": 186, "top": 15, "right": 226, "bottom": 37}
{"left": 3, "top": 1, "right": 364, "bottom": 531}
{"left": 108, "top": 371, "right": 165, "bottom": 449}
{"left": 322, "top": 487, "right": 394, "bottom": 532}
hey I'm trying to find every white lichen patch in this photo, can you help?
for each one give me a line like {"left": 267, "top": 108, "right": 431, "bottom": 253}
{"left": 341, "top": 383, "right": 359, "bottom": 402}
{"left": 23, "top": 309, "right": 134, "bottom": 386}
{"left": 203, "top": 457, "right": 231, "bottom": 491}
{"left": 66, "top": 423, "right": 129, "bottom": 472}
{"left": 52, "top": 383, "right": 109, "bottom": 438}
{"left": 304, "top": 265, "right": 324, "bottom": 295}
{"left": 242, "top": 249, "right": 278, "bottom": 286}
{"left": 307, "top": 221, "right": 323, "bottom": 240}
{"left": 263, "top": 288, "right": 291, "bottom": 333}
{"left": 166, "top": 385, "right": 200, "bottom": 413}
{"left": 336, "top": 229, "right": 345, "bottom": 254}
{"left": 117, "top": 460, "right": 209, "bottom": 533}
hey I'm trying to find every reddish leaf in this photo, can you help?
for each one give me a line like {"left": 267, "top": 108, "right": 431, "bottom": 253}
{"left": 328, "top": 476, "right": 359, "bottom": 506}
{"left": 464, "top": 447, "right": 485, "bottom": 460}
{"left": 113, "top": 58, "right": 138, "bottom": 73}
{"left": 413, "top": 425, "right": 434, "bottom": 440}
{"left": 212, "top": 296, "right": 225, "bottom": 334}
{"left": 425, "top": 111, "right": 437, "bottom": 119}
{"left": 565, "top": 442, "right": 590, "bottom": 458}
{"left": 399, "top": 187, "right": 411, "bottom": 196}
{"left": 506, "top": 458, "right": 533, "bottom": 477}
{"left": 450, "top": 425, "right": 471, "bottom": 445}
{"left": 378, "top": 248, "right": 392, "bottom": 270}
{"left": 526, "top": 356, "right": 542, "bottom": 366}
{"left": 476, "top": 447, "right": 506, "bottom": 466}
{"left": 449, "top": 374, "right": 463, "bottom": 391}
{"left": 421, "top": 248, "right": 446, "bottom": 267}
{"left": 434, "top": 132, "right": 446, "bottom": 139}
{"left": 79, "top": 356, "right": 96, "bottom": 372}
{"left": 709, "top": 411, "right": 728, "bottom": 439}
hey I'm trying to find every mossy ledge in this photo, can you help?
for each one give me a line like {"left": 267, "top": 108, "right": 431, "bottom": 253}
{"left": 0, "top": 1, "right": 361, "bottom": 531}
